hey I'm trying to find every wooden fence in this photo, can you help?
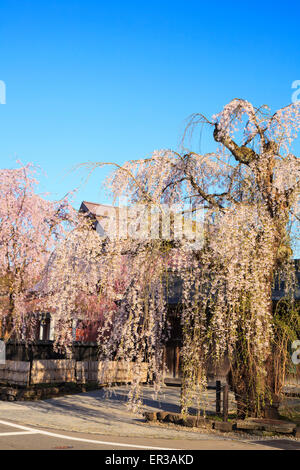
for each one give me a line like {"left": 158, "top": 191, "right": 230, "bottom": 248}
{"left": 31, "top": 359, "right": 76, "bottom": 385}
{"left": 0, "top": 361, "right": 30, "bottom": 386}
{"left": 0, "top": 359, "right": 148, "bottom": 387}
{"left": 76, "top": 361, "right": 148, "bottom": 384}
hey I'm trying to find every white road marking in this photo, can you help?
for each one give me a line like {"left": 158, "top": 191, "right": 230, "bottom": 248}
{"left": 0, "top": 419, "right": 179, "bottom": 450}
{"left": 0, "top": 431, "right": 39, "bottom": 436}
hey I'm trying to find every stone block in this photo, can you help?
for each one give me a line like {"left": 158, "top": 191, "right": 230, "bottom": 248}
{"left": 165, "top": 413, "right": 183, "bottom": 425}
{"left": 236, "top": 420, "right": 264, "bottom": 431}
{"left": 182, "top": 416, "right": 197, "bottom": 428}
{"left": 214, "top": 421, "right": 233, "bottom": 432}
{"left": 144, "top": 412, "right": 157, "bottom": 422}
{"left": 236, "top": 418, "right": 296, "bottom": 435}
{"left": 248, "top": 418, "right": 296, "bottom": 434}
{"left": 156, "top": 411, "right": 169, "bottom": 421}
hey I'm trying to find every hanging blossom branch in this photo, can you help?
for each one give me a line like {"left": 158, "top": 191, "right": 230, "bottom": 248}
{"left": 61, "top": 98, "right": 299, "bottom": 415}
{"left": 0, "top": 163, "right": 76, "bottom": 342}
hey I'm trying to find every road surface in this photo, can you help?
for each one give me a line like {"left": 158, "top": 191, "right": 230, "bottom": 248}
{"left": 0, "top": 419, "right": 299, "bottom": 450}
{"left": 0, "top": 386, "right": 299, "bottom": 450}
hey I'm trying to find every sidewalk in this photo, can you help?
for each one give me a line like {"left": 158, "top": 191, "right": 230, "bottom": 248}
{"left": 0, "top": 386, "right": 225, "bottom": 439}
{"left": 0, "top": 385, "right": 298, "bottom": 446}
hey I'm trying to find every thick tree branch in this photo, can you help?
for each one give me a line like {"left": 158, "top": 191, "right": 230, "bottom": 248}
{"left": 213, "top": 124, "right": 258, "bottom": 165}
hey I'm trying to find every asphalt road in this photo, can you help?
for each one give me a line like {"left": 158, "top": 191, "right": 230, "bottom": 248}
{"left": 0, "top": 386, "right": 299, "bottom": 451}
{"left": 0, "top": 419, "right": 299, "bottom": 450}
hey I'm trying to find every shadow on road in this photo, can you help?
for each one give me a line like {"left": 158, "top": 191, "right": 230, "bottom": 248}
{"left": 18, "top": 387, "right": 187, "bottom": 429}
{"left": 252, "top": 439, "right": 300, "bottom": 450}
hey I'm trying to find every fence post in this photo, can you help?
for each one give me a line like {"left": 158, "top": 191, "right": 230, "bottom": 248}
{"left": 223, "top": 383, "right": 229, "bottom": 422}
{"left": 28, "top": 344, "right": 33, "bottom": 387}
{"left": 216, "top": 380, "right": 221, "bottom": 415}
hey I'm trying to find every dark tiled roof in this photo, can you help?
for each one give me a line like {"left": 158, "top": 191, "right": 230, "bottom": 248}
{"left": 166, "top": 261, "right": 300, "bottom": 305}
{"left": 79, "top": 201, "right": 300, "bottom": 303}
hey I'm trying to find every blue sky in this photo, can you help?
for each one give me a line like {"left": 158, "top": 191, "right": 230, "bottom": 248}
{"left": 0, "top": 0, "right": 299, "bottom": 211}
